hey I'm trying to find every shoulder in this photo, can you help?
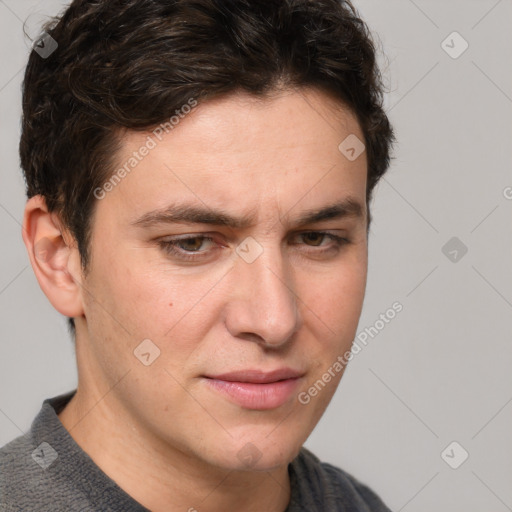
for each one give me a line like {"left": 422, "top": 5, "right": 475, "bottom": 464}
{"left": 0, "top": 394, "right": 149, "bottom": 512}
{"left": 0, "top": 432, "right": 38, "bottom": 510}
{"left": 0, "top": 393, "right": 87, "bottom": 511}
{"left": 288, "top": 447, "right": 391, "bottom": 512}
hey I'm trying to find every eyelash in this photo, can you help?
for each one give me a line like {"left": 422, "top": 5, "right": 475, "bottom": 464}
{"left": 157, "top": 232, "right": 350, "bottom": 262}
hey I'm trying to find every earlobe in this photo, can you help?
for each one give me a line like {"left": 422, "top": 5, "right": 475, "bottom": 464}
{"left": 21, "top": 195, "right": 85, "bottom": 319}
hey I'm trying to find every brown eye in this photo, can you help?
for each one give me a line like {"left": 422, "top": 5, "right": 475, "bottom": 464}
{"left": 301, "top": 232, "right": 326, "bottom": 246}
{"left": 158, "top": 235, "right": 217, "bottom": 262}
{"left": 175, "top": 237, "right": 207, "bottom": 251}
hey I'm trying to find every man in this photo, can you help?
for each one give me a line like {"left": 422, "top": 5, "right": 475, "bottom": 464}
{"left": 0, "top": 0, "right": 394, "bottom": 510}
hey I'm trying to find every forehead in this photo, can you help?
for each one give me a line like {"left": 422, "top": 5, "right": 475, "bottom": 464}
{"left": 97, "top": 88, "right": 367, "bottom": 228}
{"left": 117, "top": 87, "right": 363, "bottom": 161}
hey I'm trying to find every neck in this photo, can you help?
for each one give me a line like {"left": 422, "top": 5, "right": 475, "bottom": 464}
{"left": 58, "top": 387, "right": 292, "bottom": 512}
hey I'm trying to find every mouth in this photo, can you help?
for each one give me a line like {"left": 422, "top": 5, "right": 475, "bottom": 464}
{"left": 202, "top": 368, "right": 305, "bottom": 410}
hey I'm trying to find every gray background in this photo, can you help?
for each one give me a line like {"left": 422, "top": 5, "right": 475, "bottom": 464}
{"left": 1, "top": 1, "right": 511, "bottom": 510}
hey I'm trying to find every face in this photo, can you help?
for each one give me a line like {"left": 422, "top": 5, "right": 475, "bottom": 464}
{"left": 77, "top": 88, "right": 368, "bottom": 471}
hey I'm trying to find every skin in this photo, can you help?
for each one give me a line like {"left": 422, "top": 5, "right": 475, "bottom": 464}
{"left": 22, "top": 87, "right": 368, "bottom": 512}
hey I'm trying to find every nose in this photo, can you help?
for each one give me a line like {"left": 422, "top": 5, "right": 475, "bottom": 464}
{"left": 224, "top": 241, "right": 301, "bottom": 348}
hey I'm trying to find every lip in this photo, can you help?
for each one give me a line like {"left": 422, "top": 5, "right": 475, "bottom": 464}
{"left": 203, "top": 368, "right": 305, "bottom": 410}
{"left": 207, "top": 368, "right": 304, "bottom": 384}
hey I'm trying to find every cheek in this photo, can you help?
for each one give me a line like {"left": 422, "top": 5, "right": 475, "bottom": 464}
{"left": 80, "top": 243, "right": 170, "bottom": 353}
{"left": 308, "top": 260, "right": 367, "bottom": 327}
{"left": 299, "top": 255, "right": 367, "bottom": 383}
{"left": 95, "top": 251, "right": 222, "bottom": 359}
{"left": 92, "top": 240, "right": 172, "bottom": 318}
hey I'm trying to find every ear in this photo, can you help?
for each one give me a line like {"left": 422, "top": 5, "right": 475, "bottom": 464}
{"left": 21, "top": 195, "right": 85, "bottom": 319}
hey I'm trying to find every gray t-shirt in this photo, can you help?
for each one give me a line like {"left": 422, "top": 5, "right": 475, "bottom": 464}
{"left": 0, "top": 391, "right": 391, "bottom": 511}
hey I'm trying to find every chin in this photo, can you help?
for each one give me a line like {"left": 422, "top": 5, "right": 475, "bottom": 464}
{"left": 210, "top": 435, "right": 303, "bottom": 473}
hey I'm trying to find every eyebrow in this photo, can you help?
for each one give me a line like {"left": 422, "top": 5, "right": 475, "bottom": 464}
{"left": 130, "top": 198, "right": 365, "bottom": 230}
